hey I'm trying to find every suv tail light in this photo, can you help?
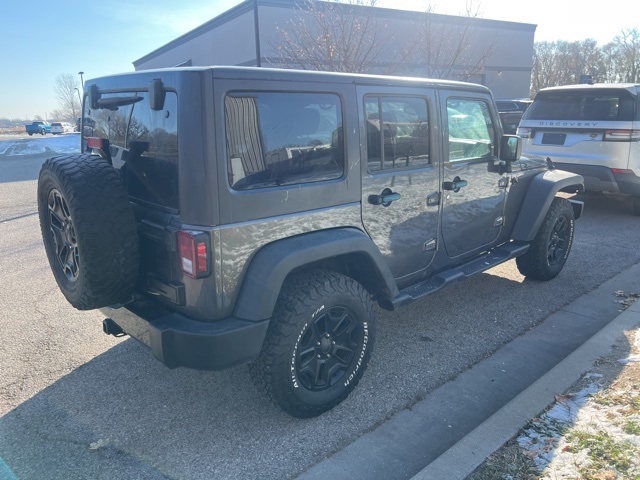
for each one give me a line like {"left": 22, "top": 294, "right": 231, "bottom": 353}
{"left": 611, "top": 168, "right": 636, "bottom": 175}
{"left": 603, "top": 129, "right": 640, "bottom": 142}
{"left": 177, "top": 230, "right": 210, "bottom": 279}
{"left": 516, "top": 127, "right": 531, "bottom": 138}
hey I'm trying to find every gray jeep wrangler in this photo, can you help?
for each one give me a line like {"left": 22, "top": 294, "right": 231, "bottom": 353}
{"left": 37, "top": 67, "right": 584, "bottom": 417}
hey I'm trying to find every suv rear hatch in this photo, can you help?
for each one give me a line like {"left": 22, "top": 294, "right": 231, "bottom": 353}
{"left": 518, "top": 87, "right": 639, "bottom": 168}
{"left": 518, "top": 86, "right": 640, "bottom": 192}
{"left": 82, "top": 86, "right": 218, "bottom": 320}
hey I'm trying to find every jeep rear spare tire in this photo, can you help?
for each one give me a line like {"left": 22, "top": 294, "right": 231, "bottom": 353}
{"left": 249, "top": 270, "right": 375, "bottom": 418}
{"left": 37, "top": 154, "right": 139, "bottom": 310}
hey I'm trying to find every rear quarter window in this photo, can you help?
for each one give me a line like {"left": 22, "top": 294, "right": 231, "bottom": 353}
{"left": 526, "top": 89, "right": 637, "bottom": 122}
{"left": 224, "top": 92, "right": 344, "bottom": 190}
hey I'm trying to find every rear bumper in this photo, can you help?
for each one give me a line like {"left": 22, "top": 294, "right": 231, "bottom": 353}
{"left": 100, "top": 300, "right": 270, "bottom": 371}
{"left": 554, "top": 162, "right": 640, "bottom": 195}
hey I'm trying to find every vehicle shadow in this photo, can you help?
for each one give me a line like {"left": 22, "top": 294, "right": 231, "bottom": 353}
{"left": 573, "top": 191, "right": 636, "bottom": 217}
{"left": 0, "top": 339, "right": 286, "bottom": 480}
{"left": 0, "top": 272, "right": 553, "bottom": 480}
{"left": 2, "top": 195, "right": 639, "bottom": 479}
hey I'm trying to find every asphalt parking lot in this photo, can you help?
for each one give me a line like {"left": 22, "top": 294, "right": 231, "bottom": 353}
{"left": 1, "top": 134, "right": 640, "bottom": 479}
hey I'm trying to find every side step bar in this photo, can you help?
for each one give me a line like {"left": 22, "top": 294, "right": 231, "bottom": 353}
{"left": 382, "top": 241, "right": 530, "bottom": 311}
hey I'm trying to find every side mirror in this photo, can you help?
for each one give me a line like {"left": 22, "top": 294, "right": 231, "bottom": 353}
{"left": 499, "top": 134, "right": 522, "bottom": 162}
{"left": 149, "top": 79, "right": 166, "bottom": 111}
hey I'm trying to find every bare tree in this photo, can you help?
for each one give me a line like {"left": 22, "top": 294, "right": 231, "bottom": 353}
{"left": 269, "top": 0, "right": 400, "bottom": 73}
{"left": 269, "top": 0, "right": 493, "bottom": 80}
{"left": 54, "top": 73, "right": 81, "bottom": 121}
{"left": 606, "top": 28, "right": 640, "bottom": 83}
{"left": 531, "top": 39, "right": 610, "bottom": 97}
{"left": 410, "top": 3, "right": 494, "bottom": 81}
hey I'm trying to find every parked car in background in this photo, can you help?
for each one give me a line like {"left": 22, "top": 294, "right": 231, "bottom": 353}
{"left": 25, "top": 121, "right": 51, "bottom": 136}
{"left": 50, "top": 122, "right": 74, "bottom": 134}
{"left": 518, "top": 83, "right": 640, "bottom": 214}
{"left": 496, "top": 99, "right": 532, "bottom": 134}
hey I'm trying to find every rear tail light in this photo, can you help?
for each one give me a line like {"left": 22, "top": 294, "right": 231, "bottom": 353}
{"left": 603, "top": 129, "right": 640, "bottom": 142}
{"left": 86, "top": 137, "right": 106, "bottom": 149}
{"left": 516, "top": 127, "right": 531, "bottom": 138}
{"left": 177, "top": 230, "right": 210, "bottom": 279}
{"left": 611, "top": 168, "right": 636, "bottom": 175}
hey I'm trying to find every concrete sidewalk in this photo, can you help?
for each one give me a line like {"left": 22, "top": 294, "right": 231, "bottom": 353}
{"left": 415, "top": 284, "right": 640, "bottom": 479}
{"left": 296, "top": 262, "right": 640, "bottom": 480}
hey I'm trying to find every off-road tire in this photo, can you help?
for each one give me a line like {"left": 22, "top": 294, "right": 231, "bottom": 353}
{"left": 516, "top": 197, "right": 575, "bottom": 281}
{"left": 249, "top": 270, "right": 375, "bottom": 418}
{"left": 37, "top": 154, "right": 139, "bottom": 310}
{"left": 41, "top": 128, "right": 46, "bottom": 135}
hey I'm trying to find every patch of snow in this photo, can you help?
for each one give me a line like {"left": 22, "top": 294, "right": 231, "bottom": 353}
{"left": 0, "top": 134, "right": 81, "bottom": 156}
{"left": 618, "top": 354, "right": 640, "bottom": 364}
{"left": 516, "top": 328, "right": 640, "bottom": 479}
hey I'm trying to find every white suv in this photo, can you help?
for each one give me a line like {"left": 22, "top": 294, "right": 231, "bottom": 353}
{"left": 518, "top": 83, "right": 640, "bottom": 214}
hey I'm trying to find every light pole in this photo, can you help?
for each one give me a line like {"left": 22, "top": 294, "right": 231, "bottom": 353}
{"left": 74, "top": 87, "right": 82, "bottom": 104}
{"left": 78, "top": 71, "right": 84, "bottom": 87}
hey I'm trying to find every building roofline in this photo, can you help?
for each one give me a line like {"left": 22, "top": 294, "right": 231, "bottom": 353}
{"left": 133, "top": 0, "right": 537, "bottom": 68}
{"left": 133, "top": 0, "right": 255, "bottom": 67}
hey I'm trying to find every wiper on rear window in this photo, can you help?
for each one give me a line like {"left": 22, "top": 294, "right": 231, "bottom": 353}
{"left": 97, "top": 96, "right": 143, "bottom": 111}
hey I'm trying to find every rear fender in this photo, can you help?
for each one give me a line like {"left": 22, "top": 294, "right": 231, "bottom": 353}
{"left": 233, "top": 228, "right": 398, "bottom": 321}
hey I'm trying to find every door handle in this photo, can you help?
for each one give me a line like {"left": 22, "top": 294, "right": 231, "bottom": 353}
{"left": 443, "top": 176, "right": 468, "bottom": 193}
{"left": 368, "top": 188, "right": 401, "bottom": 207}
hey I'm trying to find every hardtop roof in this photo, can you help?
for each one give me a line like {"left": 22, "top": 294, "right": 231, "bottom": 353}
{"left": 88, "top": 65, "right": 491, "bottom": 94}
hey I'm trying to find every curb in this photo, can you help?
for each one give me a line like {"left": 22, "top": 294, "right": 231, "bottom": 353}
{"left": 412, "top": 300, "right": 640, "bottom": 480}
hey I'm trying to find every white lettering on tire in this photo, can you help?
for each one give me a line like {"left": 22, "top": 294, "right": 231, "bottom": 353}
{"left": 290, "top": 320, "right": 308, "bottom": 389}
{"left": 344, "top": 321, "right": 368, "bottom": 387}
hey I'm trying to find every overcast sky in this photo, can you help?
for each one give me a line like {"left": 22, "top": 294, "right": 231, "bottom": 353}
{"left": 2, "top": 0, "right": 637, "bottom": 120}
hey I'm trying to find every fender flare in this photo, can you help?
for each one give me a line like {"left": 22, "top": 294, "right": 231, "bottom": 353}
{"left": 233, "top": 227, "right": 398, "bottom": 321}
{"left": 511, "top": 169, "right": 584, "bottom": 242}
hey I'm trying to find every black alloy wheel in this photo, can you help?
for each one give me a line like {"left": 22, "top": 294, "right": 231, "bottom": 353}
{"left": 546, "top": 214, "right": 569, "bottom": 267}
{"left": 295, "top": 306, "right": 361, "bottom": 391}
{"left": 47, "top": 188, "right": 80, "bottom": 282}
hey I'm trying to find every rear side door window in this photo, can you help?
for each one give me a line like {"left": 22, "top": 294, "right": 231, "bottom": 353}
{"left": 364, "top": 96, "right": 430, "bottom": 172}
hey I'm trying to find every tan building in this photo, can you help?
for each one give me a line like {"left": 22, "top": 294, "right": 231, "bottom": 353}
{"left": 133, "top": 0, "right": 536, "bottom": 99}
